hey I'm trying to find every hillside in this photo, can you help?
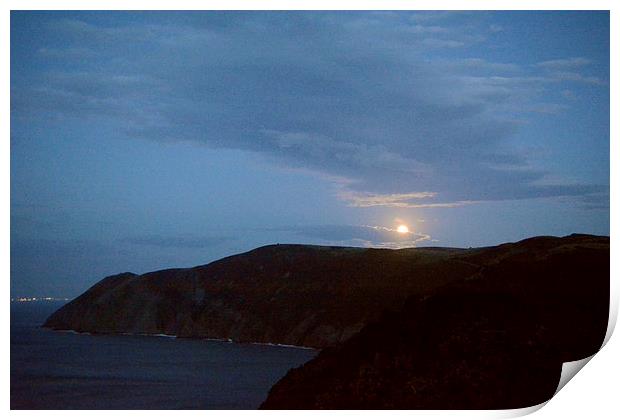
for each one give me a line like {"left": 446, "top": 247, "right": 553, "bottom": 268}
{"left": 44, "top": 244, "right": 478, "bottom": 348}
{"left": 261, "top": 234, "right": 609, "bottom": 409}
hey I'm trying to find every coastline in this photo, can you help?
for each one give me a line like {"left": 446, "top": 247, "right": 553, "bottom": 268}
{"left": 45, "top": 327, "right": 317, "bottom": 350}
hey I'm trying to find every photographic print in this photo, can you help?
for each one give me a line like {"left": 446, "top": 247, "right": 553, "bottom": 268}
{"left": 9, "top": 9, "right": 611, "bottom": 411}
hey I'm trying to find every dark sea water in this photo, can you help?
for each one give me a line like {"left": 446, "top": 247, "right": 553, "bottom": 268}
{"left": 11, "top": 302, "right": 316, "bottom": 409}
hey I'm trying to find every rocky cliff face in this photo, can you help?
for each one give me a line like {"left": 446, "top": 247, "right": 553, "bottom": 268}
{"left": 44, "top": 244, "right": 479, "bottom": 348}
{"left": 260, "top": 234, "right": 609, "bottom": 409}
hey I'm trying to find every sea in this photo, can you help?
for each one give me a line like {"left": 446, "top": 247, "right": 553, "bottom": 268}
{"left": 10, "top": 301, "right": 317, "bottom": 409}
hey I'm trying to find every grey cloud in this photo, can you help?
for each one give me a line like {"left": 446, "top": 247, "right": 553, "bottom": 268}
{"left": 419, "top": 38, "right": 466, "bottom": 48}
{"left": 534, "top": 57, "right": 604, "bottom": 85}
{"left": 338, "top": 190, "right": 474, "bottom": 209}
{"left": 38, "top": 47, "right": 95, "bottom": 59}
{"left": 125, "top": 235, "right": 231, "bottom": 249}
{"left": 443, "top": 58, "right": 521, "bottom": 74}
{"left": 407, "top": 25, "right": 450, "bottom": 34}
{"left": 524, "top": 103, "right": 570, "bottom": 115}
{"left": 49, "top": 18, "right": 166, "bottom": 44}
{"left": 262, "top": 130, "right": 432, "bottom": 176}
{"left": 548, "top": 71, "right": 603, "bottom": 85}
{"left": 12, "top": 12, "right": 607, "bottom": 205}
{"left": 574, "top": 193, "right": 610, "bottom": 211}
{"left": 535, "top": 57, "right": 591, "bottom": 69}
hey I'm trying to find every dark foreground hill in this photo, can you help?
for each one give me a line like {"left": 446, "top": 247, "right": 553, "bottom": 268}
{"left": 261, "top": 234, "right": 609, "bottom": 409}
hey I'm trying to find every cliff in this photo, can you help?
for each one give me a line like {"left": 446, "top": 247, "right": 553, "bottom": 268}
{"left": 43, "top": 244, "right": 479, "bottom": 348}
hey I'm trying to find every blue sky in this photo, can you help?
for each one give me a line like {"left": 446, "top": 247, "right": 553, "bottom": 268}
{"left": 11, "top": 11, "right": 609, "bottom": 297}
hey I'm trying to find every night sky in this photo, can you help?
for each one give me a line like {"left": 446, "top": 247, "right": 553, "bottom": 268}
{"left": 10, "top": 11, "right": 609, "bottom": 297}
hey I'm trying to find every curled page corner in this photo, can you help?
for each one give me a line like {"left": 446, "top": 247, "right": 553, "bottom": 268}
{"left": 554, "top": 354, "right": 595, "bottom": 396}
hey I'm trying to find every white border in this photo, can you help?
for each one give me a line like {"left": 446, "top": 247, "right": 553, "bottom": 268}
{"left": 4, "top": 1, "right": 617, "bottom": 418}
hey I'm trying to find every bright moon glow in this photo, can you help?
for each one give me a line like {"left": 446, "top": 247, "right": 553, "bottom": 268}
{"left": 397, "top": 225, "right": 410, "bottom": 234}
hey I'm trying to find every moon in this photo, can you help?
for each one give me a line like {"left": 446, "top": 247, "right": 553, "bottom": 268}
{"left": 396, "top": 224, "right": 410, "bottom": 234}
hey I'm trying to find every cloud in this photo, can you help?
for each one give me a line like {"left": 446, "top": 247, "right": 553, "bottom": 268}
{"left": 534, "top": 57, "right": 604, "bottom": 85}
{"left": 11, "top": 12, "right": 607, "bottom": 207}
{"left": 574, "top": 193, "right": 610, "bottom": 211}
{"left": 524, "top": 103, "right": 570, "bottom": 115}
{"left": 271, "top": 224, "right": 432, "bottom": 249}
{"left": 337, "top": 190, "right": 474, "bottom": 208}
{"left": 535, "top": 57, "right": 591, "bottom": 69}
{"left": 37, "top": 47, "right": 95, "bottom": 59}
{"left": 443, "top": 58, "right": 520, "bottom": 73}
{"left": 419, "top": 38, "right": 466, "bottom": 48}
{"left": 125, "top": 235, "right": 231, "bottom": 249}
{"left": 407, "top": 25, "right": 450, "bottom": 35}
{"left": 262, "top": 130, "right": 432, "bottom": 177}
{"left": 548, "top": 71, "right": 603, "bottom": 85}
